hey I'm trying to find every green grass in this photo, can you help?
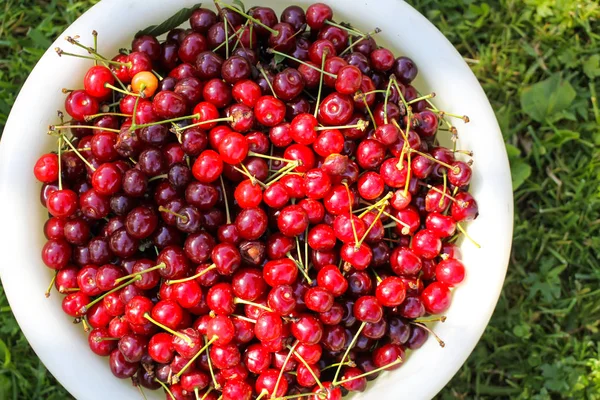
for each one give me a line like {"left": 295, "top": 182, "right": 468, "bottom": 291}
{"left": 0, "top": 0, "right": 599, "bottom": 399}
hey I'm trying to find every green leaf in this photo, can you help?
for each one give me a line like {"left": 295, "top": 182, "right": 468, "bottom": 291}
{"left": 273, "top": 53, "right": 286, "bottom": 65}
{"left": 136, "top": 3, "right": 203, "bottom": 38}
{"left": 510, "top": 158, "right": 532, "bottom": 191}
{"left": 546, "top": 129, "right": 579, "bottom": 148}
{"left": 520, "top": 74, "right": 576, "bottom": 122}
{"left": 232, "top": 0, "right": 245, "bottom": 13}
{"left": 0, "top": 338, "right": 10, "bottom": 367}
{"left": 27, "top": 28, "right": 51, "bottom": 48}
{"left": 583, "top": 54, "right": 600, "bottom": 78}
{"left": 506, "top": 144, "right": 532, "bottom": 191}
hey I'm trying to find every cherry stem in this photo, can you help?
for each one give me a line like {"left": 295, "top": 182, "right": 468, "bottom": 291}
{"left": 204, "top": 336, "right": 220, "bottom": 389}
{"left": 360, "top": 95, "right": 377, "bottom": 129}
{"left": 304, "top": 227, "right": 309, "bottom": 279}
{"left": 59, "top": 134, "right": 96, "bottom": 171}
{"left": 133, "top": 114, "right": 193, "bottom": 130}
{"left": 390, "top": 76, "right": 410, "bottom": 114}
{"left": 341, "top": 182, "right": 360, "bottom": 245}
{"left": 357, "top": 192, "right": 392, "bottom": 218}
{"left": 51, "top": 124, "right": 120, "bottom": 133}
{"left": 137, "top": 383, "right": 149, "bottom": 400}
{"left": 144, "top": 313, "right": 192, "bottom": 344}
{"left": 231, "top": 21, "right": 250, "bottom": 53}
{"left": 216, "top": 1, "right": 279, "bottom": 35}
{"left": 324, "top": 20, "right": 363, "bottom": 37}
{"left": 273, "top": 393, "right": 323, "bottom": 400}
{"left": 266, "top": 49, "right": 337, "bottom": 78}
{"left": 115, "top": 263, "right": 166, "bottom": 284}
{"left": 158, "top": 206, "right": 189, "bottom": 223}
{"left": 334, "top": 357, "right": 404, "bottom": 386}
{"left": 92, "top": 31, "right": 98, "bottom": 66}
{"left": 148, "top": 174, "right": 168, "bottom": 182}
{"left": 384, "top": 78, "right": 394, "bottom": 125}
{"left": 287, "top": 251, "right": 312, "bottom": 284}
{"left": 81, "top": 276, "right": 141, "bottom": 314}
{"left": 233, "top": 165, "right": 268, "bottom": 188}
{"left": 321, "top": 360, "right": 356, "bottom": 372}
{"left": 415, "top": 316, "right": 447, "bottom": 323}
{"left": 265, "top": 162, "right": 300, "bottom": 186}
{"left": 57, "top": 136, "right": 63, "bottom": 190}
{"left": 85, "top": 112, "right": 131, "bottom": 121}
{"left": 289, "top": 345, "right": 325, "bottom": 390}
{"left": 65, "top": 36, "right": 109, "bottom": 60}
{"left": 409, "top": 148, "right": 459, "bottom": 173}
{"left": 313, "top": 50, "right": 328, "bottom": 118}
{"left": 249, "top": 151, "right": 294, "bottom": 164}
{"left": 155, "top": 379, "right": 176, "bottom": 400}
{"left": 403, "top": 150, "right": 412, "bottom": 197}
{"left": 219, "top": 176, "right": 231, "bottom": 224}
{"left": 339, "top": 28, "right": 381, "bottom": 56}
{"left": 315, "top": 120, "right": 368, "bottom": 131}
{"left": 224, "top": 9, "right": 230, "bottom": 58}
{"left": 356, "top": 195, "right": 389, "bottom": 247}
{"left": 55, "top": 48, "right": 128, "bottom": 67}
{"left": 359, "top": 199, "right": 411, "bottom": 234}
{"left": 273, "top": 341, "right": 299, "bottom": 399}
{"left": 372, "top": 268, "right": 383, "bottom": 283}
{"left": 428, "top": 107, "right": 470, "bottom": 123}
{"left": 256, "top": 64, "right": 277, "bottom": 98}
{"left": 456, "top": 223, "right": 481, "bottom": 248}
{"left": 232, "top": 314, "right": 256, "bottom": 324}
{"left": 81, "top": 317, "right": 91, "bottom": 332}
{"left": 213, "top": 25, "right": 244, "bottom": 53}
{"left": 255, "top": 390, "right": 269, "bottom": 400}
{"left": 333, "top": 321, "right": 366, "bottom": 384}
{"left": 233, "top": 298, "right": 274, "bottom": 312}
{"left": 166, "top": 264, "right": 216, "bottom": 285}
{"left": 174, "top": 116, "right": 233, "bottom": 133}
{"left": 439, "top": 172, "right": 448, "bottom": 208}
{"left": 175, "top": 336, "right": 218, "bottom": 378}
{"left": 411, "top": 321, "right": 445, "bottom": 347}
{"left": 45, "top": 272, "right": 57, "bottom": 298}
{"left": 421, "top": 183, "right": 461, "bottom": 204}
{"left": 201, "top": 387, "right": 214, "bottom": 400}
{"left": 93, "top": 336, "right": 120, "bottom": 342}
{"left": 295, "top": 235, "right": 304, "bottom": 271}
{"left": 408, "top": 92, "right": 436, "bottom": 104}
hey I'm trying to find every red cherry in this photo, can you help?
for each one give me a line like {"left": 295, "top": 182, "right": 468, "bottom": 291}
{"left": 46, "top": 189, "right": 78, "bottom": 218}
{"left": 376, "top": 277, "right": 406, "bottom": 307}
{"left": 65, "top": 90, "right": 99, "bottom": 121}
{"left": 318, "top": 92, "right": 354, "bottom": 126}
{"left": 254, "top": 96, "right": 286, "bottom": 127}
{"left": 411, "top": 229, "right": 442, "bottom": 260}
{"left": 306, "top": 3, "right": 333, "bottom": 30}
{"left": 283, "top": 144, "right": 316, "bottom": 173}
{"left": 290, "top": 113, "right": 318, "bottom": 145}
{"left": 34, "top": 153, "right": 59, "bottom": 183}
{"left": 436, "top": 258, "right": 466, "bottom": 287}
{"left": 421, "top": 282, "right": 452, "bottom": 314}
{"left": 84, "top": 65, "right": 114, "bottom": 98}
{"left": 219, "top": 132, "right": 249, "bottom": 165}
{"left": 277, "top": 205, "right": 309, "bottom": 237}
{"left": 192, "top": 150, "right": 223, "bottom": 183}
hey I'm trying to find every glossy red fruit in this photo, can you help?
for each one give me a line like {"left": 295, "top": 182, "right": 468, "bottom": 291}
{"left": 84, "top": 66, "right": 115, "bottom": 98}
{"left": 435, "top": 258, "right": 466, "bottom": 287}
{"left": 421, "top": 282, "right": 452, "bottom": 314}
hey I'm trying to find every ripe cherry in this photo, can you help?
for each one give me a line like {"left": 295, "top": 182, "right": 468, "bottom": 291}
{"left": 421, "top": 282, "right": 451, "bottom": 314}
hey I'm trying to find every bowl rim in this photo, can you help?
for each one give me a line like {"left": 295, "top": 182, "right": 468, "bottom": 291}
{"left": 0, "top": 0, "right": 513, "bottom": 399}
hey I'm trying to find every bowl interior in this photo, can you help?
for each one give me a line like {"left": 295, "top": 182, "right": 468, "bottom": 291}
{"left": 0, "top": 0, "right": 513, "bottom": 399}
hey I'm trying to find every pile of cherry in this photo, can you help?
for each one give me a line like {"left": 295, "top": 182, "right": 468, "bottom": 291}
{"left": 34, "top": 2, "right": 478, "bottom": 399}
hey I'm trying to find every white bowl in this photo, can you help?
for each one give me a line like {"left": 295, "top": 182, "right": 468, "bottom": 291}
{"left": 0, "top": 0, "right": 513, "bottom": 399}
